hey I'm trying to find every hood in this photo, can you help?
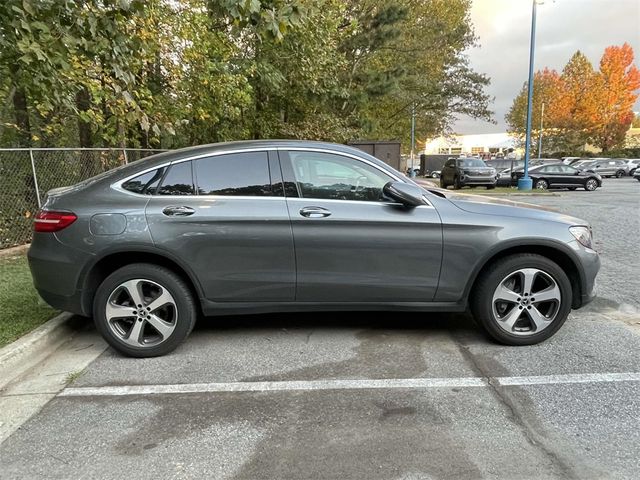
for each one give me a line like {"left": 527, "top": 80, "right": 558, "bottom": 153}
{"left": 426, "top": 189, "right": 587, "bottom": 226}
{"left": 451, "top": 196, "right": 586, "bottom": 225}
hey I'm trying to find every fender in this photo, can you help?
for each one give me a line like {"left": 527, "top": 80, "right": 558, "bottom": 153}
{"left": 461, "top": 237, "right": 586, "bottom": 301}
{"left": 77, "top": 243, "right": 207, "bottom": 301}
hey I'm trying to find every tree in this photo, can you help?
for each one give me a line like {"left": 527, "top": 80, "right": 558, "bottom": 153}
{"left": 589, "top": 43, "right": 640, "bottom": 152}
{"left": 506, "top": 45, "right": 640, "bottom": 155}
{"left": 505, "top": 68, "right": 563, "bottom": 153}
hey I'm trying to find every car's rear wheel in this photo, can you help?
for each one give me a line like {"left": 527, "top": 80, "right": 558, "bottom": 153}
{"left": 93, "top": 263, "right": 197, "bottom": 357}
{"left": 535, "top": 179, "right": 548, "bottom": 190}
{"left": 585, "top": 178, "right": 598, "bottom": 191}
{"left": 470, "top": 254, "right": 572, "bottom": 346}
{"left": 432, "top": 172, "right": 439, "bottom": 178}
{"left": 615, "top": 170, "right": 624, "bottom": 178}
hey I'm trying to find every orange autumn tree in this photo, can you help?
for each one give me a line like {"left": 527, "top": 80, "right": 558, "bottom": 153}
{"left": 505, "top": 68, "right": 564, "bottom": 153}
{"left": 507, "top": 44, "right": 640, "bottom": 154}
{"left": 590, "top": 43, "right": 640, "bottom": 152}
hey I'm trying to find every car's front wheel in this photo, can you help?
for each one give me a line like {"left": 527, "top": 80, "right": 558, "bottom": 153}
{"left": 535, "top": 179, "right": 548, "bottom": 190}
{"left": 93, "top": 263, "right": 197, "bottom": 357}
{"left": 615, "top": 170, "right": 624, "bottom": 178}
{"left": 585, "top": 178, "right": 598, "bottom": 191}
{"left": 470, "top": 254, "right": 572, "bottom": 346}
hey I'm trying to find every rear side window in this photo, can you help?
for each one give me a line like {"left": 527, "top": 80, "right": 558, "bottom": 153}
{"left": 122, "top": 167, "right": 166, "bottom": 195}
{"left": 194, "top": 152, "right": 271, "bottom": 196}
{"left": 157, "top": 161, "right": 194, "bottom": 195}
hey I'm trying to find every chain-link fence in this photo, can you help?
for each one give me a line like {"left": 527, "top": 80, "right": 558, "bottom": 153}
{"left": 0, "top": 148, "right": 166, "bottom": 249}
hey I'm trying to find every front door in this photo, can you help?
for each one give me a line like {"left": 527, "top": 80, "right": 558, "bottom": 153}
{"left": 146, "top": 151, "right": 295, "bottom": 301}
{"left": 280, "top": 149, "right": 443, "bottom": 302}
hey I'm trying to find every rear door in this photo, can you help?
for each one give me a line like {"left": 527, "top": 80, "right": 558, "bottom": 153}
{"left": 145, "top": 150, "right": 295, "bottom": 301}
{"left": 280, "top": 149, "right": 442, "bottom": 302}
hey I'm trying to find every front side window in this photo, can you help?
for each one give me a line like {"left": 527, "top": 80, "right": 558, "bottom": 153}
{"left": 194, "top": 152, "right": 271, "bottom": 196}
{"left": 287, "top": 151, "right": 393, "bottom": 202}
{"left": 122, "top": 167, "right": 166, "bottom": 194}
{"left": 157, "top": 161, "right": 195, "bottom": 195}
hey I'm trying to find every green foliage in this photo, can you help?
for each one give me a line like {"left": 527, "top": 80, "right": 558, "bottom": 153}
{"left": 0, "top": 0, "right": 492, "bottom": 149}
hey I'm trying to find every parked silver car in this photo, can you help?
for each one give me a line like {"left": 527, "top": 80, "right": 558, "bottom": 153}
{"left": 582, "top": 158, "right": 628, "bottom": 178}
{"left": 28, "top": 141, "right": 600, "bottom": 357}
{"left": 626, "top": 159, "right": 640, "bottom": 176}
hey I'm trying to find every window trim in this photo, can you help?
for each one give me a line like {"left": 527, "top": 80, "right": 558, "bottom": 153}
{"left": 112, "top": 146, "right": 430, "bottom": 206}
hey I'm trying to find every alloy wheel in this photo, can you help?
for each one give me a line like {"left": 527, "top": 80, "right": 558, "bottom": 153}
{"left": 491, "top": 268, "right": 561, "bottom": 336}
{"left": 585, "top": 179, "right": 598, "bottom": 191}
{"left": 105, "top": 278, "right": 177, "bottom": 347}
{"left": 535, "top": 180, "right": 548, "bottom": 190}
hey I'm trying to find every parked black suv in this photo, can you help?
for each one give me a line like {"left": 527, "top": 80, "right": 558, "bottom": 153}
{"left": 440, "top": 157, "right": 497, "bottom": 189}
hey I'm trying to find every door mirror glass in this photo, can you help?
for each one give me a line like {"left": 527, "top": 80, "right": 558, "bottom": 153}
{"left": 383, "top": 181, "right": 427, "bottom": 207}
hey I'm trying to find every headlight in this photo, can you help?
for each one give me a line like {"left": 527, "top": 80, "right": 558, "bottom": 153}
{"left": 569, "top": 226, "right": 593, "bottom": 249}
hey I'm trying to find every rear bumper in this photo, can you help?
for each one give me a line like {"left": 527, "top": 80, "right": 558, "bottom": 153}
{"left": 28, "top": 233, "right": 92, "bottom": 316}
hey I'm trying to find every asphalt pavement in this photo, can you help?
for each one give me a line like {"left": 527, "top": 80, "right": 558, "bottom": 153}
{"left": 1, "top": 177, "right": 638, "bottom": 479}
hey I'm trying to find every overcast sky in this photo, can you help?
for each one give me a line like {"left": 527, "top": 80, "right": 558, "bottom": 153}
{"left": 454, "top": 0, "right": 640, "bottom": 134}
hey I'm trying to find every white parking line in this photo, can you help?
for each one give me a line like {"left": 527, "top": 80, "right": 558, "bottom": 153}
{"left": 59, "top": 372, "right": 640, "bottom": 397}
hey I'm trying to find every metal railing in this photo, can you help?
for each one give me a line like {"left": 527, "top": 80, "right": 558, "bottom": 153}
{"left": 0, "top": 148, "right": 165, "bottom": 249}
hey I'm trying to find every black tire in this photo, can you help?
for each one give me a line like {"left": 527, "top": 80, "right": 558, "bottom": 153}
{"left": 470, "top": 254, "right": 572, "bottom": 346}
{"left": 630, "top": 169, "right": 636, "bottom": 176}
{"left": 93, "top": 263, "right": 197, "bottom": 357}
{"left": 431, "top": 172, "right": 439, "bottom": 178}
{"left": 534, "top": 179, "right": 548, "bottom": 190}
{"left": 568, "top": 187, "right": 577, "bottom": 191}
{"left": 615, "top": 170, "right": 624, "bottom": 178}
{"left": 453, "top": 176, "right": 461, "bottom": 190}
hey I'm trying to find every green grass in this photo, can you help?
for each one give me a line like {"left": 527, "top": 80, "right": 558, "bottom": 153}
{"left": 0, "top": 253, "right": 58, "bottom": 347}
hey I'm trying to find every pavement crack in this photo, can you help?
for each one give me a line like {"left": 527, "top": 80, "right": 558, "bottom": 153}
{"left": 452, "top": 334, "right": 582, "bottom": 479}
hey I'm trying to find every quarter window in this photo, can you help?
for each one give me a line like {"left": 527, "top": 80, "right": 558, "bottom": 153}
{"left": 157, "top": 161, "right": 195, "bottom": 195}
{"left": 286, "top": 151, "right": 393, "bottom": 202}
{"left": 194, "top": 152, "right": 271, "bottom": 196}
{"left": 122, "top": 167, "right": 166, "bottom": 194}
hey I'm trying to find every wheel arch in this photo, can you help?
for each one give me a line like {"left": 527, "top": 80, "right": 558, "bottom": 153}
{"left": 465, "top": 241, "right": 585, "bottom": 309}
{"left": 78, "top": 245, "right": 205, "bottom": 316}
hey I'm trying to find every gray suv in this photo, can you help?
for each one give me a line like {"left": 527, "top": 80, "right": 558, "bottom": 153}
{"left": 28, "top": 141, "right": 600, "bottom": 357}
{"left": 440, "top": 157, "right": 497, "bottom": 189}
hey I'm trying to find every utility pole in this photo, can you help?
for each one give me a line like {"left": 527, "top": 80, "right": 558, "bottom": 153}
{"left": 410, "top": 103, "right": 416, "bottom": 177}
{"left": 538, "top": 102, "right": 544, "bottom": 159}
{"left": 518, "top": 0, "right": 539, "bottom": 191}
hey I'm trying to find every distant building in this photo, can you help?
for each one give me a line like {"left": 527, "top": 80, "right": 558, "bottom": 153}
{"left": 423, "top": 133, "right": 521, "bottom": 157}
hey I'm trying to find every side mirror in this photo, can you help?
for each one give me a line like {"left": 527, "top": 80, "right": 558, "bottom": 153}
{"left": 383, "top": 181, "right": 427, "bottom": 207}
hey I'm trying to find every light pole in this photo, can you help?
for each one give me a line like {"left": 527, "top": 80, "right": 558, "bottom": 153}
{"left": 518, "top": 0, "right": 539, "bottom": 190}
{"left": 410, "top": 103, "right": 416, "bottom": 177}
{"left": 538, "top": 102, "right": 544, "bottom": 159}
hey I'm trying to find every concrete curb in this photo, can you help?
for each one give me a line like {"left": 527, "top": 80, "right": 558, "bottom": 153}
{"left": 0, "top": 312, "right": 78, "bottom": 392}
{"left": 0, "top": 244, "right": 29, "bottom": 258}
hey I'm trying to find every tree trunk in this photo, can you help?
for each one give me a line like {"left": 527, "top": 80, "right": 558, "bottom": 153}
{"left": 76, "top": 87, "right": 93, "bottom": 147}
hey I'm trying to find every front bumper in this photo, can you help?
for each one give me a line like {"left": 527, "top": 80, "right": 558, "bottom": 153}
{"left": 460, "top": 175, "right": 497, "bottom": 186}
{"left": 570, "top": 240, "right": 600, "bottom": 308}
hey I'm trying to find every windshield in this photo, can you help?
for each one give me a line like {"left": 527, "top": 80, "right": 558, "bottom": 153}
{"left": 457, "top": 158, "right": 488, "bottom": 168}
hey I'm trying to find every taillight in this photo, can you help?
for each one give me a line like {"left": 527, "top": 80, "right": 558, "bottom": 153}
{"left": 34, "top": 210, "right": 77, "bottom": 233}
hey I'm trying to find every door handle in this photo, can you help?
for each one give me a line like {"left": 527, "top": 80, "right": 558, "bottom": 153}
{"left": 299, "top": 206, "right": 331, "bottom": 218}
{"left": 162, "top": 205, "right": 195, "bottom": 217}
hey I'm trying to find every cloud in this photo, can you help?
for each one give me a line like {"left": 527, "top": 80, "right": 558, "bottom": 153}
{"left": 454, "top": 0, "right": 640, "bottom": 134}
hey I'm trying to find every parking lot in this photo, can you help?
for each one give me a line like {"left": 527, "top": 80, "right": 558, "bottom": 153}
{"left": 1, "top": 178, "right": 639, "bottom": 479}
